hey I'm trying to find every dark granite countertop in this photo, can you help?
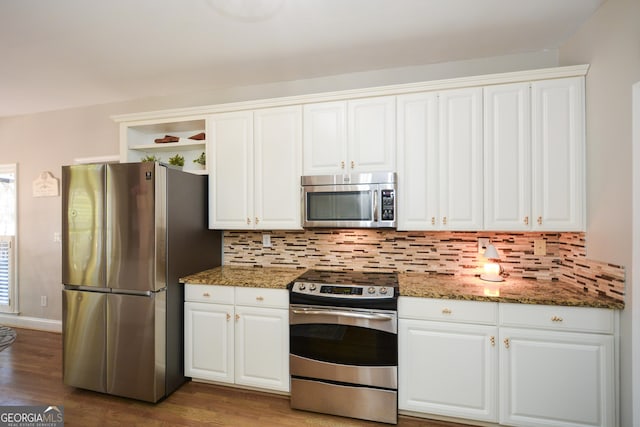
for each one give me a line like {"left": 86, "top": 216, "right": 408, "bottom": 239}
{"left": 180, "top": 266, "right": 624, "bottom": 310}
{"left": 400, "top": 273, "right": 624, "bottom": 310}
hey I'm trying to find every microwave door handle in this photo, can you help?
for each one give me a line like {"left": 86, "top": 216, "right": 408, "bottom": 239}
{"left": 373, "top": 189, "right": 379, "bottom": 222}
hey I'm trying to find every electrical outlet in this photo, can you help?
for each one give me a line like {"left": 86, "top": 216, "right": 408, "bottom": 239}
{"left": 53, "top": 232, "right": 61, "bottom": 243}
{"left": 534, "top": 239, "right": 547, "bottom": 256}
{"left": 262, "top": 234, "right": 272, "bottom": 248}
{"left": 478, "top": 238, "right": 490, "bottom": 254}
{"left": 40, "top": 296, "right": 47, "bottom": 307}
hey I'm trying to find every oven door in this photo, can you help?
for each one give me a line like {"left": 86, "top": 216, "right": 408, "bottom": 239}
{"left": 289, "top": 304, "right": 397, "bottom": 389}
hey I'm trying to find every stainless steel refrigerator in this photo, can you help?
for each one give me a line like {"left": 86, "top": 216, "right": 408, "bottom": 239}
{"left": 61, "top": 162, "right": 221, "bottom": 402}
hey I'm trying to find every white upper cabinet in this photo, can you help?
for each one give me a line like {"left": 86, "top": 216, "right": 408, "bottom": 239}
{"left": 397, "top": 92, "right": 440, "bottom": 230}
{"left": 397, "top": 87, "right": 483, "bottom": 231}
{"left": 303, "top": 96, "right": 396, "bottom": 175}
{"left": 439, "top": 87, "right": 484, "bottom": 230}
{"left": 209, "top": 106, "right": 302, "bottom": 230}
{"left": 484, "top": 77, "right": 585, "bottom": 231}
{"left": 532, "top": 77, "right": 585, "bottom": 231}
{"left": 484, "top": 83, "right": 532, "bottom": 230}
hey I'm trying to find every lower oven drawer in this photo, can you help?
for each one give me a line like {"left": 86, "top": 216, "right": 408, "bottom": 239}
{"left": 291, "top": 377, "right": 397, "bottom": 425}
{"left": 290, "top": 354, "right": 397, "bottom": 389}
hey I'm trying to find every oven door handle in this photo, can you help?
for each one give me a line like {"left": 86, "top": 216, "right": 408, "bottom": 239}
{"left": 291, "top": 308, "right": 395, "bottom": 321}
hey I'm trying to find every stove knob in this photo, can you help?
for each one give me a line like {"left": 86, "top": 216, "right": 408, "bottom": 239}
{"left": 368, "top": 286, "right": 376, "bottom": 295}
{"left": 298, "top": 284, "right": 306, "bottom": 291}
{"left": 380, "top": 287, "right": 388, "bottom": 295}
{"left": 309, "top": 284, "right": 317, "bottom": 291}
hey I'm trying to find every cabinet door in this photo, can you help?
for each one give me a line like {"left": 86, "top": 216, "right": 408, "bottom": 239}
{"left": 399, "top": 319, "right": 498, "bottom": 422}
{"left": 397, "top": 92, "right": 439, "bottom": 230}
{"left": 531, "top": 77, "right": 585, "bottom": 231}
{"left": 234, "top": 305, "right": 289, "bottom": 392}
{"left": 303, "top": 101, "right": 347, "bottom": 175}
{"left": 499, "top": 327, "right": 615, "bottom": 427}
{"left": 254, "top": 106, "right": 302, "bottom": 230}
{"left": 348, "top": 95, "right": 396, "bottom": 172}
{"left": 439, "top": 87, "right": 483, "bottom": 230}
{"left": 484, "top": 83, "right": 531, "bottom": 230}
{"left": 184, "top": 302, "right": 234, "bottom": 383}
{"left": 208, "top": 111, "right": 254, "bottom": 229}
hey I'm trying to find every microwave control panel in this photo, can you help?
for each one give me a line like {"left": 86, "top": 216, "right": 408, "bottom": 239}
{"left": 381, "top": 189, "right": 395, "bottom": 221}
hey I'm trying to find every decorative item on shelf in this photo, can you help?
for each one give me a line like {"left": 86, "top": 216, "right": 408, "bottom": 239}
{"left": 193, "top": 152, "right": 206, "bottom": 168}
{"left": 154, "top": 135, "right": 179, "bottom": 144}
{"left": 141, "top": 154, "right": 161, "bottom": 163}
{"left": 168, "top": 154, "right": 185, "bottom": 168}
{"left": 480, "top": 243, "right": 504, "bottom": 282}
{"left": 188, "top": 132, "right": 206, "bottom": 141}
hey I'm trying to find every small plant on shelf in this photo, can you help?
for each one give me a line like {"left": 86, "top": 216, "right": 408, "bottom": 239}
{"left": 193, "top": 152, "right": 206, "bottom": 167}
{"left": 168, "top": 154, "right": 185, "bottom": 167}
{"left": 141, "top": 154, "right": 161, "bottom": 163}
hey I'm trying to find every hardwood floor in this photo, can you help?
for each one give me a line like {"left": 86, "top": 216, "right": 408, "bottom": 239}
{"left": 0, "top": 328, "right": 472, "bottom": 426}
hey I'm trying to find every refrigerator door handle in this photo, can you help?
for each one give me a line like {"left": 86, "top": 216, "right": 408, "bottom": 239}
{"left": 110, "top": 289, "right": 155, "bottom": 297}
{"left": 64, "top": 285, "right": 111, "bottom": 293}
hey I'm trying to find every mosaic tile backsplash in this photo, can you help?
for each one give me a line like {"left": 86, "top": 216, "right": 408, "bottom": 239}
{"left": 223, "top": 230, "right": 625, "bottom": 302}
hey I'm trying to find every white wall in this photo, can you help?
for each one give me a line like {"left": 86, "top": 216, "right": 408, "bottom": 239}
{"left": 559, "top": 0, "right": 640, "bottom": 425}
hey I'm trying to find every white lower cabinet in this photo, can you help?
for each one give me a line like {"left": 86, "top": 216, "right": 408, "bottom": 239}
{"left": 184, "top": 285, "right": 290, "bottom": 393}
{"left": 499, "top": 304, "right": 616, "bottom": 427}
{"left": 399, "top": 297, "right": 499, "bottom": 422}
{"left": 399, "top": 298, "right": 618, "bottom": 427}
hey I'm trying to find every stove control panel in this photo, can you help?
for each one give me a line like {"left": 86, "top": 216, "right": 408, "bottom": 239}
{"left": 291, "top": 282, "right": 395, "bottom": 299}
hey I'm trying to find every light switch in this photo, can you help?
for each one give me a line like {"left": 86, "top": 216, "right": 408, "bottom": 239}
{"left": 262, "top": 234, "right": 272, "bottom": 248}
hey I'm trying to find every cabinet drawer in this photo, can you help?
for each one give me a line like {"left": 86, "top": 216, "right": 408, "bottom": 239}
{"left": 499, "top": 303, "right": 615, "bottom": 334}
{"left": 399, "top": 297, "right": 498, "bottom": 325}
{"left": 235, "top": 287, "right": 289, "bottom": 309}
{"left": 185, "top": 284, "right": 235, "bottom": 304}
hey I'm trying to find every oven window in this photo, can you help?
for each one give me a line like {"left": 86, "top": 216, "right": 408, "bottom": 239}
{"left": 290, "top": 323, "right": 397, "bottom": 366}
{"left": 306, "top": 191, "right": 372, "bottom": 221}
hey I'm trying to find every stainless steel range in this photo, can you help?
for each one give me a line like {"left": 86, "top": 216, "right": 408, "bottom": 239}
{"left": 289, "top": 269, "right": 399, "bottom": 425}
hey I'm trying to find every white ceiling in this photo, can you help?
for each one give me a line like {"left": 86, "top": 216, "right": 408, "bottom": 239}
{"left": 0, "top": 0, "right": 605, "bottom": 118}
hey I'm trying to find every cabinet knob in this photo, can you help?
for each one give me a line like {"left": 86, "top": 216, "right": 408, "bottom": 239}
{"left": 441, "top": 308, "right": 452, "bottom": 315}
{"left": 504, "top": 338, "right": 510, "bottom": 349}
{"left": 235, "top": 314, "right": 240, "bottom": 322}
{"left": 442, "top": 216, "right": 447, "bottom": 225}
{"left": 255, "top": 217, "right": 259, "bottom": 225}
{"left": 247, "top": 217, "right": 251, "bottom": 225}
{"left": 431, "top": 217, "right": 436, "bottom": 225}
{"left": 551, "top": 315, "right": 564, "bottom": 322}
{"left": 537, "top": 216, "right": 542, "bottom": 225}
{"left": 226, "top": 313, "right": 231, "bottom": 321}
{"left": 202, "top": 292, "right": 210, "bottom": 297}
{"left": 490, "top": 336, "right": 496, "bottom": 346}
{"left": 341, "top": 161, "right": 345, "bottom": 169}
{"left": 256, "top": 296, "right": 264, "bottom": 302}
{"left": 350, "top": 161, "right": 355, "bottom": 169}
{"left": 524, "top": 216, "right": 529, "bottom": 225}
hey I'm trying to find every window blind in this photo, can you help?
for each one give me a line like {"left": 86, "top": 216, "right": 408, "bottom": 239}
{"left": 0, "top": 236, "right": 13, "bottom": 310}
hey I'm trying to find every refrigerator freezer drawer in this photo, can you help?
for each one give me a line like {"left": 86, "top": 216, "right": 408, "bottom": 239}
{"left": 62, "top": 289, "right": 107, "bottom": 393}
{"left": 107, "top": 291, "right": 166, "bottom": 402}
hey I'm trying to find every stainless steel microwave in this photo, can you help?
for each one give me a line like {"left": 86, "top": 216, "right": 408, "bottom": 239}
{"left": 301, "top": 172, "right": 397, "bottom": 228}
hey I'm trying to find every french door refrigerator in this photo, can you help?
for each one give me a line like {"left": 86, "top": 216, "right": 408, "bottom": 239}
{"left": 61, "top": 162, "right": 221, "bottom": 402}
